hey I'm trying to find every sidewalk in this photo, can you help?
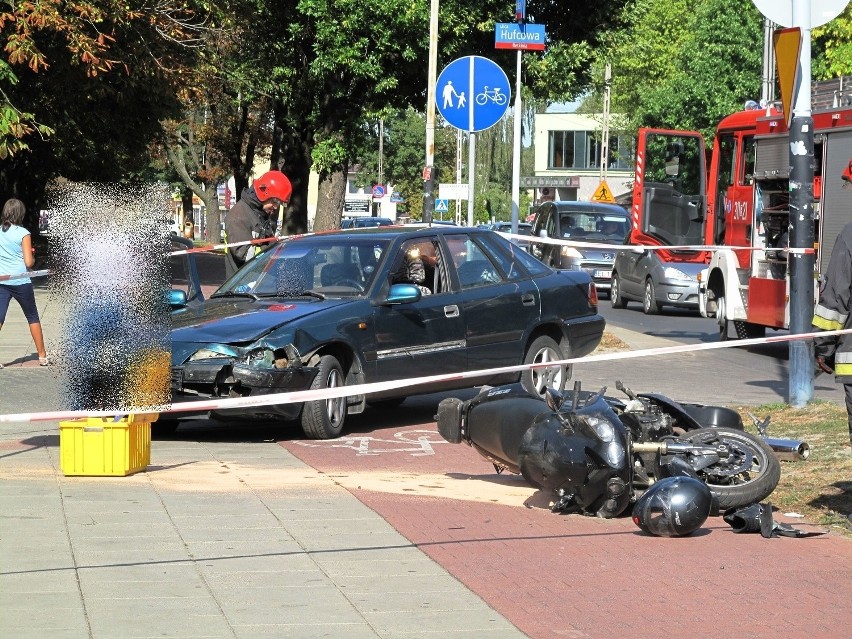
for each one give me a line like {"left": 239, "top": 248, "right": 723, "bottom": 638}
{"left": 0, "top": 286, "right": 526, "bottom": 639}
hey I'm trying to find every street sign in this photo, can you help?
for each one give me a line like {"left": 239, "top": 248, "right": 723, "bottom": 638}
{"left": 591, "top": 180, "right": 615, "bottom": 203}
{"left": 774, "top": 27, "right": 802, "bottom": 126}
{"left": 390, "top": 191, "right": 404, "bottom": 203}
{"left": 751, "top": 0, "right": 848, "bottom": 28}
{"left": 435, "top": 199, "right": 449, "bottom": 213}
{"left": 436, "top": 56, "right": 511, "bottom": 133}
{"left": 439, "top": 183, "right": 470, "bottom": 200}
{"left": 495, "top": 23, "right": 546, "bottom": 51}
{"left": 371, "top": 184, "right": 386, "bottom": 198}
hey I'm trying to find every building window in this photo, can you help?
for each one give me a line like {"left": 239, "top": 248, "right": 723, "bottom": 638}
{"left": 548, "top": 130, "right": 634, "bottom": 170}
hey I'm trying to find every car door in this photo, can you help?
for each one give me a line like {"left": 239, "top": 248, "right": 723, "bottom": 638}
{"left": 370, "top": 236, "right": 466, "bottom": 385}
{"left": 444, "top": 233, "right": 539, "bottom": 378}
{"left": 615, "top": 248, "right": 651, "bottom": 298}
{"left": 529, "top": 202, "right": 559, "bottom": 267}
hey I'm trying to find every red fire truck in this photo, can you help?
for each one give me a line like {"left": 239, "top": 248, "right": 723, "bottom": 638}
{"left": 699, "top": 99, "right": 852, "bottom": 339}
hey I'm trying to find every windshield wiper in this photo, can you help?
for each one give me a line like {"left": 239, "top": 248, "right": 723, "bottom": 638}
{"left": 210, "top": 291, "right": 259, "bottom": 301}
{"left": 299, "top": 289, "right": 326, "bottom": 300}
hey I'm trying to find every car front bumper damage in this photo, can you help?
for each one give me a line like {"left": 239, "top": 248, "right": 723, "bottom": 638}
{"left": 171, "top": 344, "right": 319, "bottom": 420}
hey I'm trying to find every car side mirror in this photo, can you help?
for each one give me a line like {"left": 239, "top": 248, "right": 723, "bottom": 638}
{"left": 168, "top": 289, "right": 188, "bottom": 308}
{"left": 385, "top": 283, "right": 422, "bottom": 304}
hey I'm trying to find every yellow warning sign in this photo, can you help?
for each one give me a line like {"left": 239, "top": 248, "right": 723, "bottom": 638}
{"left": 773, "top": 27, "right": 802, "bottom": 128}
{"left": 591, "top": 180, "right": 615, "bottom": 203}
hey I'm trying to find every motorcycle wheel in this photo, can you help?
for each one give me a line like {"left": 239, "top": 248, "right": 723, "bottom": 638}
{"left": 675, "top": 427, "right": 781, "bottom": 510}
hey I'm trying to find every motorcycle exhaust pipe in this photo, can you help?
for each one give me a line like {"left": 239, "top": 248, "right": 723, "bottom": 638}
{"left": 763, "top": 438, "right": 810, "bottom": 462}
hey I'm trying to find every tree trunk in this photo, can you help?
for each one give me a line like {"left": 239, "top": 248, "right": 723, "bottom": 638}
{"left": 313, "top": 166, "right": 348, "bottom": 231}
{"left": 201, "top": 185, "right": 221, "bottom": 244}
{"left": 272, "top": 98, "right": 314, "bottom": 235}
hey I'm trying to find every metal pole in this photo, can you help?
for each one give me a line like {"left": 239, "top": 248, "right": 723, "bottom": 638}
{"left": 467, "top": 55, "right": 475, "bottom": 227}
{"left": 789, "top": 0, "right": 815, "bottom": 407}
{"left": 601, "top": 63, "right": 611, "bottom": 182}
{"left": 456, "top": 128, "right": 463, "bottom": 225}
{"left": 468, "top": 133, "right": 475, "bottom": 227}
{"left": 511, "top": 50, "right": 522, "bottom": 235}
{"left": 424, "top": 0, "right": 438, "bottom": 220}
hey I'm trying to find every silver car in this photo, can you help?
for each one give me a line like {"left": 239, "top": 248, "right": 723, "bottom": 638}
{"left": 528, "top": 201, "right": 630, "bottom": 293}
{"left": 610, "top": 249, "right": 703, "bottom": 314}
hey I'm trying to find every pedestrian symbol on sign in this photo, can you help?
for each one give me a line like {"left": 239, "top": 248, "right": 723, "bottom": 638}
{"left": 435, "top": 199, "right": 449, "bottom": 213}
{"left": 591, "top": 180, "right": 615, "bottom": 203}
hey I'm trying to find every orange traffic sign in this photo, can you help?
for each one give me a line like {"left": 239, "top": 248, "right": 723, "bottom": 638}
{"left": 774, "top": 27, "right": 802, "bottom": 127}
{"left": 591, "top": 180, "right": 615, "bottom": 203}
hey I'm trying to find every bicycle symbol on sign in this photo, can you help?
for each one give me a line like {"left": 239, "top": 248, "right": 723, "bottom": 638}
{"left": 475, "top": 86, "right": 508, "bottom": 106}
{"left": 293, "top": 429, "right": 450, "bottom": 457}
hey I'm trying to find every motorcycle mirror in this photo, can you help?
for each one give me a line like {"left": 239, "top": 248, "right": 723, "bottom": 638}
{"left": 544, "top": 387, "right": 564, "bottom": 411}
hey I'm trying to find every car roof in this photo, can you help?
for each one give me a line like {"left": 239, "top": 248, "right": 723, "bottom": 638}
{"left": 288, "top": 225, "right": 487, "bottom": 242}
{"left": 545, "top": 201, "right": 629, "bottom": 215}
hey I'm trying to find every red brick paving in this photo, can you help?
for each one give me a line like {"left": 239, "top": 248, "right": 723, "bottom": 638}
{"left": 281, "top": 398, "right": 852, "bottom": 639}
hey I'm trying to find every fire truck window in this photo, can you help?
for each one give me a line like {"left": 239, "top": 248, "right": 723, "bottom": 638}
{"left": 741, "top": 136, "right": 755, "bottom": 185}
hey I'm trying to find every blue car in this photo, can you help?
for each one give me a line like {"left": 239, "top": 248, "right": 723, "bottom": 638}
{"left": 168, "top": 227, "right": 605, "bottom": 438}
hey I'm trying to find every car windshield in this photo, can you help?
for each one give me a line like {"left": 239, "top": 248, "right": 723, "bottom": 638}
{"left": 215, "top": 237, "right": 391, "bottom": 298}
{"left": 559, "top": 211, "right": 629, "bottom": 243}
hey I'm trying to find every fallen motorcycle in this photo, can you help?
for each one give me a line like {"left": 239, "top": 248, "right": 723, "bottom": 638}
{"left": 436, "top": 381, "right": 802, "bottom": 518}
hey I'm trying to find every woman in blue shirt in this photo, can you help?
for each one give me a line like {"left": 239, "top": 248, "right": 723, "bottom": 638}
{"left": 0, "top": 198, "right": 48, "bottom": 367}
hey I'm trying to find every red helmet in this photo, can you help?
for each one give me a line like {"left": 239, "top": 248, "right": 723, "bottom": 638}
{"left": 842, "top": 158, "right": 852, "bottom": 186}
{"left": 253, "top": 170, "right": 292, "bottom": 203}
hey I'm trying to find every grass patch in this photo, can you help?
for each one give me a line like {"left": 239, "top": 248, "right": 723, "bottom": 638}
{"left": 592, "top": 331, "right": 631, "bottom": 354}
{"left": 735, "top": 401, "right": 851, "bottom": 537}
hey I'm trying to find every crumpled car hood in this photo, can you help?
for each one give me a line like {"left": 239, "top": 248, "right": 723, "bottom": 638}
{"left": 170, "top": 298, "right": 347, "bottom": 344}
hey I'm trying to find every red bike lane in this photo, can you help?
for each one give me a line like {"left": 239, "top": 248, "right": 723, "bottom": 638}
{"left": 280, "top": 394, "right": 852, "bottom": 639}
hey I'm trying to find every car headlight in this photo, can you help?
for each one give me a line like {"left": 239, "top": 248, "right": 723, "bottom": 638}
{"left": 560, "top": 246, "right": 583, "bottom": 259}
{"left": 663, "top": 266, "right": 694, "bottom": 281}
{"left": 188, "top": 345, "right": 239, "bottom": 361}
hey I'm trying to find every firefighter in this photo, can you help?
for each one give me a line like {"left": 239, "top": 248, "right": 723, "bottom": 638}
{"left": 812, "top": 158, "right": 852, "bottom": 446}
{"left": 224, "top": 170, "right": 292, "bottom": 279}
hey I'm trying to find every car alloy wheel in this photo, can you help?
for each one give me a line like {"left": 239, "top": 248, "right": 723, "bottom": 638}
{"left": 521, "top": 336, "right": 568, "bottom": 396}
{"left": 301, "top": 354, "right": 347, "bottom": 439}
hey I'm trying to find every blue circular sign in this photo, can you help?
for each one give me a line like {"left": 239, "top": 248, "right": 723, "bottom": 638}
{"left": 371, "top": 184, "right": 386, "bottom": 198}
{"left": 436, "top": 56, "right": 511, "bottom": 133}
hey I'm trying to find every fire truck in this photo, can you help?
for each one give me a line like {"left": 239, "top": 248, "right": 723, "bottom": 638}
{"left": 699, "top": 95, "right": 852, "bottom": 339}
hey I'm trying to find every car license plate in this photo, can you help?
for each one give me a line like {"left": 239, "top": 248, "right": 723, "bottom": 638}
{"left": 594, "top": 270, "right": 612, "bottom": 279}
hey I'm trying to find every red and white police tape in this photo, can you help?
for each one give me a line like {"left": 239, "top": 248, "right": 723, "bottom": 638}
{"left": 1, "top": 327, "right": 849, "bottom": 424}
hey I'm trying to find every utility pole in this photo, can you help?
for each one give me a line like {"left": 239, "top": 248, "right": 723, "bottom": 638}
{"left": 424, "top": 0, "right": 439, "bottom": 223}
{"left": 600, "top": 63, "right": 611, "bottom": 182}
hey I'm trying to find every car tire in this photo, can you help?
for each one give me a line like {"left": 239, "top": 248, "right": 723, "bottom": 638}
{"left": 610, "top": 273, "right": 628, "bottom": 309}
{"left": 521, "top": 336, "right": 569, "bottom": 397}
{"left": 300, "top": 354, "right": 347, "bottom": 439}
{"left": 643, "top": 279, "right": 660, "bottom": 314}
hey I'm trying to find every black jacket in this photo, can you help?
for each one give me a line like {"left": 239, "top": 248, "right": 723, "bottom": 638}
{"left": 224, "top": 187, "right": 275, "bottom": 278}
{"left": 812, "top": 221, "right": 852, "bottom": 383}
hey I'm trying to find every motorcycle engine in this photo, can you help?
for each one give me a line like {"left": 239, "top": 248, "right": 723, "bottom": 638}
{"left": 620, "top": 399, "right": 674, "bottom": 442}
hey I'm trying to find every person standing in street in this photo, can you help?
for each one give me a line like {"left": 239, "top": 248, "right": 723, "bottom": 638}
{"left": 0, "top": 198, "right": 48, "bottom": 367}
{"left": 223, "top": 170, "right": 292, "bottom": 279}
{"left": 812, "top": 158, "right": 852, "bottom": 446}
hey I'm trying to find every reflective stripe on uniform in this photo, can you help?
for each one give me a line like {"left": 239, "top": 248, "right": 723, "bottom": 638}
{"left": 812, "top": 303, "right": 847, "bottom": 331}
{"left": 835, "top": 363, "right": 852, "bottom": 377}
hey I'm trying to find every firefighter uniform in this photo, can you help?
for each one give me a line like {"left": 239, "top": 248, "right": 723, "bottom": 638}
{"left": 812, "top": 220, "right": 852, "bottom": 446}
{"left": 223, "top": 186, "right": 276, "bottom": 279}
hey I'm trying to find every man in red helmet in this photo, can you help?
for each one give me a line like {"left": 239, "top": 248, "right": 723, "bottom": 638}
{"left": 224, "top": 170, "right": 292, "bottom": 278}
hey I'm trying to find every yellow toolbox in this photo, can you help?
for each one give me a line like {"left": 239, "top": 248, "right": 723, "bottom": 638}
{"left": 59, "top": 414, "right": 157, "bottom": 477}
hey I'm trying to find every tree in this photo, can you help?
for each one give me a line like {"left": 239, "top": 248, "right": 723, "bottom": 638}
{"left": 0, "top": 0, "right": 210, "bottom": 224}
{"left": 813, "top": 5, "right": 852, "bottom": 80}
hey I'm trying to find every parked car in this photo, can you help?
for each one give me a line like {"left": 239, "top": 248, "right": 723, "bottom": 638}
{"left": 528, "top": 201, "right": 630, "bottom": 294}
{"left": 167, "top": 227, "right": 605, "bottom": 439}
{"left": 485, "top": 222, "right": 533, "bottom": 236}
{"left": 340, "top": 216, "right": 394, "bottom": 229}
{"left": 610, "top": 249, "right": 703, "bottom": 314}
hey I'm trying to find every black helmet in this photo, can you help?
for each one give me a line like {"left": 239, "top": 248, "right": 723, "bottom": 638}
{"left": 632, "top": 476, "right": 712, "bottom": 537}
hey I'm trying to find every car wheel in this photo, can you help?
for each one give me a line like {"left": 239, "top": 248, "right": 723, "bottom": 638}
{"left": 521, "top": 336, "right": 569, "bottom": 397}
{"left": 300, "top": 354, "right": 347, "bottom": 439}
{"left": 610, "top": 273, "right": 627, "bottom": 309}
{"left": 716, "top": 293, "right": 730, "bottom": 340}
{"left": 643, "top": 279, "right": 660, "bottom": 314}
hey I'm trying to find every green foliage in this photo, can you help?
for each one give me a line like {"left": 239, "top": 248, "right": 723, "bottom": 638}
{"left": 813, "top": 5, "right": 852, "bottom": 80}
